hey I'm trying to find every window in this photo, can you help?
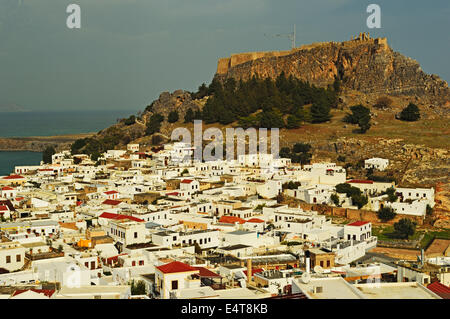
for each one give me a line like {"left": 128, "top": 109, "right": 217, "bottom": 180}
{"left": 171, "top": 280, "right": 178, "bottom": 290}
{"left": 134, "top": 232, "right": 138, "bottom": 239}
{"left": 132, "top": 261, "right": 136, "bottom": 266}
{"left": 320, "top": 261, "right": 324, "bottom": 268}
{"left": 16, "top": 254, "right": 21, "bottom": 262}
{"left": 139, "top": 260, "right": 144, "bottom": 266}
{"left": 326, "top": 260, "right": 330, "bottom": 267}
{"left": 6, "top": 256, "right": 11, "bottom": 263}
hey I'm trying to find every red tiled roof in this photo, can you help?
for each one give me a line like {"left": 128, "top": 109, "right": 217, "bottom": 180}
{"left": 156, "top": 261, "right": 197, "bottom": 274}
{"left": 347, "top": 221, "right": 370, "bottom": 227}
{"left": 39, "top": 169, "right": 54, "bottom": 172}
{"left": 243, "top": 268, "right": 264, "bottom": 276}
{"left": 102, "top": 199, "right": 122, "bottom": 206}
{"left": 99, "top": 212, "right": 143, "bottom": 223}
{"left": 427, "top": 281, "right": 450, "bottom": 299}
{"left": 347, "top": 179, "right": 373, "bottom": 184}
{"left": 3, "top": 175, "right": 24, "bottom": 180}
{"left": 219, "top": 216, "right": 246, "bottom": 224}
{"left": 246, "top": 218, "right": 265, "bottom": 223}
{"left": 104, "top": 191, "right": 119, "bottom": 195}
{"left": 1, "top": 187, "right": 14, "bottom": 191}
{"left": 106, "top": 253, "right": 128, "bottom": 263}
{"left": 192, "top": 267, "right": 221, "bottom": 278}
{"left": 166, "top": 192, "right": 179, "bottom": 196}
{"left": 12, "top": 289, "right": 55, "bottom": 298}
{"left": 76, "top": 201, "right": 82, "bottom": 206}
{"left": 0, "top": 205, "right": 9, "bottom": 211}
{"left": 181, "top": 179, "right": 194, "bottom": 184}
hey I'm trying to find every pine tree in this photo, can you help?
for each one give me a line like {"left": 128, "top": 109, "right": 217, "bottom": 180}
{"left": 311, "top": 99, "right": 331, "bottom": 123}
{"left": 168, "top": 110, "right": 179, "bottom": 123}
{"left": 399, "top": 103, "right": 420, "bottom": 121}
{"left": 43, "top": 146, "right": 56, "bottom": 164}
{"left": 184, "top": 108, "right": 194, "bottom": 123}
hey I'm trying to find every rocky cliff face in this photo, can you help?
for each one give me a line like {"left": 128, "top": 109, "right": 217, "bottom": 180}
{"left": 215, "top": 37, "right": 450, "bottom": 106}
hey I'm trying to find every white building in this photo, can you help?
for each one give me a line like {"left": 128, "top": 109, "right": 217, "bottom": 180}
{"left": 365, "top": 158, "right": 389, "bottom": 171}
{"left": 153, "top": 261, "right": 201, "bottom": 299}
{"left": 104, "top": 219, "right": 148, "bottom": 247}
{"left": 395, "top": 187, "right": 435, "bottom": 205}
{"left": 151, "top": 230, "right": 220, "bottom": 249}
{"left": 0, "top": 241, "right": 25, "bottom": 272}
{"left": 344, "top": 221, "right": 372, "bottom": 241}
{"left": 1, "top": 186, "right": 17, "bottom": 199}
{"left": 127, "top": 144, "right": 140, "bottom": 152}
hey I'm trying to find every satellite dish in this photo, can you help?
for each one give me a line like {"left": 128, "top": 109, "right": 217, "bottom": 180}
{"left": 301, "top": 272, "right": 311, "bottom": 284}
{"left": 314, "top": 265, "right": 324, "bottom": 274}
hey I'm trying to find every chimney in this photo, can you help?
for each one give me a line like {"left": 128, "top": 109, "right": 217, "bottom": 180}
{"left": 305, "top": 250, "right": 311, "bottom": 274}
{"left": 247, "top": 258, "right": 252, "bottom": 283}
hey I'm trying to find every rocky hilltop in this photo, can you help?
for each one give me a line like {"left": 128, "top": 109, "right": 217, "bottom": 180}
{"left": 146, "top": 90, "right": 205, "bottom": 125}
{"left": 215, "top": 33, "right": 450, "bottom": 106}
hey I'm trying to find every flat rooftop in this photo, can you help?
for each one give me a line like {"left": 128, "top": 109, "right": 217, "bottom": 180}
{"left": 293, "top": 277, "right": 365, "bottom": 299}
{"left": 219, "top": 244, "right": 252, "bottom": 251}
{"left": 354, "top": 282, "right": 441, "bottom": 299}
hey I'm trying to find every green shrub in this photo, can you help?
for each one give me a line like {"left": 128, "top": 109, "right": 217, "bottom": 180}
{"left": 399, "top": 103, "right": 420, "bottom": 121}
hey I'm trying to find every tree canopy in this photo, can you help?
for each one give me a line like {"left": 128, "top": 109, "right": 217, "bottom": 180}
{"left": 394, "top": 218, "right": 416, "bottom": 239}
{"left": 399, "top": 103, "right": 420, "bottom": 121}
{"left": 377, "top": 206, "right": 396, "bottom": 222}
{"left": 168, "top": 110, "right": 179, "bottom": 123}
{"left": 42, "top": 146, "right": 56, "bottom": 164}
{"left": 146, "top": 113, "right": 164, "bottom": 135}
{"left": 192, "top": 73, "right": 337, "bottom": 127}
{"left": 130, "top": 280, "right": 147, "bottom": 295}
{"left": 343, "top": 104, "right": 371, "bottom": 133}
{"left": 280, "top": 143, "right": 312, "bottom": 165}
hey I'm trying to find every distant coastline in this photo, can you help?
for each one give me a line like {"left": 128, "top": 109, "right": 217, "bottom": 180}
{"left": 0, "top": 132, "right": 95, "bottom": 152}
{"left": 0, "top": 110, "right": 134, "bottom": 151}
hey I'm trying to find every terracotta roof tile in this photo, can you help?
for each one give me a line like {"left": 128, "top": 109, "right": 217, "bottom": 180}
{"left": 156, "top": 261, "right": 197, "bottom": 274}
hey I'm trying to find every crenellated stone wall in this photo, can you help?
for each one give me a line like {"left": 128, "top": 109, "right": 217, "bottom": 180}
{"left": 214, "top": 35, "right": 449, "bottom": 105}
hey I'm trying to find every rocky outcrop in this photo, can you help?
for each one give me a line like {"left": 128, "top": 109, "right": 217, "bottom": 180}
{"left": 143, "top": 90, "right": 208, "bottom": 136}
{"left": 146, "top": 90, "right": 205, "bottom": 122}
{"left": 215, "top": 36, "right": 450, "bottom": 106}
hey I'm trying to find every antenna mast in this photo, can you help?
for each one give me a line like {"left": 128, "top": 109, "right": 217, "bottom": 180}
{"left": 292, "top": 24, "right": 296, "bottom": 49}
{"left": 264, "top": 24, "right": 297, "bottom": 50}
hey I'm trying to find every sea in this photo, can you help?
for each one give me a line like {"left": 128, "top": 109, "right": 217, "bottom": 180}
{"left": 0, "top": 110, "right": 134, "bottom": 176}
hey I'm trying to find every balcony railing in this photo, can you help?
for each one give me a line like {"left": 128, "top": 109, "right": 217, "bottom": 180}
{"left": 25, "top": 251, "right": 65, "bottom": 261}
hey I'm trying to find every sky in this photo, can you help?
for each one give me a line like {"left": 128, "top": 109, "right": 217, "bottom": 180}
{"left": 0, "top": 0, "right": 448, "bottom": 112}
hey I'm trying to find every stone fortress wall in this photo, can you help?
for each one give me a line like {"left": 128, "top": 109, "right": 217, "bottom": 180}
{"left": 216, "top": 33, "right": 388, "bottom": 75}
